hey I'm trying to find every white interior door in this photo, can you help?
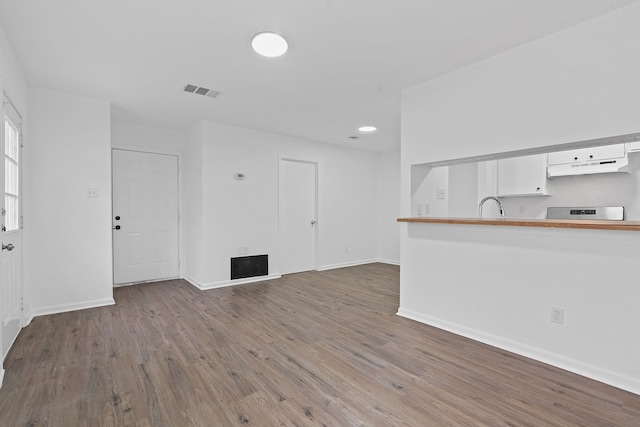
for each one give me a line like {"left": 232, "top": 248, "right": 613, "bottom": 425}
{"left": 1, "top": 93, "right": 23, "bottom": 361}
{"left": 279, "top": 159, "right": 317, "bottom": 275}
{"left": 112, "top": 149, "right": 179, "bottom": 285}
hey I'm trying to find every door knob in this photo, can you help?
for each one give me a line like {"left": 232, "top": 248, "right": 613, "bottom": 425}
{"left": 311, "top": 220, "right": 316, "bottom": 226}
{"left": 113, "top": 225, "right": 121, "bottom": 230}
{"left": 2, "top": 243, "right": 14, "bottom": 251}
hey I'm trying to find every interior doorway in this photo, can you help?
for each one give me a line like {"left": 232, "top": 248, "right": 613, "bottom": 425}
{"left": 279, "top": 159, "right": 317, "bottom": 275}
{"left": 112, "top": 149, "right": 180, "bottom": 285}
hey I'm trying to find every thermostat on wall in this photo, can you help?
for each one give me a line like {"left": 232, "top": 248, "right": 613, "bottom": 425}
{"left": 234, "top": 173, "right": 246, "bottom": 180}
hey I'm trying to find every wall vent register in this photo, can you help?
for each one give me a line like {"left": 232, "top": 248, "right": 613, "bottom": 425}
{"left": 231, "top": 254, "right": 268, "bottom": 280}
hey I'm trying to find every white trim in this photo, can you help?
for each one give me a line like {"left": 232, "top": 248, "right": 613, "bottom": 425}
{"left": 0, "top": 368, "right": 4, "bottom": 389}
{"left": 184, "top": 274, "right": 281, "bottom": 291}
{"left": 111, "top": 147, "right": 185, "bottom": 282}
{"left": 111, "top": 144, "right": 182, "bottom": 157}
{"left": 1, "top": 321, "right": 21, "bottom": 361}
{"left": 377, "top": 258, "right": 400, "bottom": 266}
{"left": 318, "top": 259, "right": 377, "bottom": 271}
{"left": 30, "top": 298, "right": 115, "bottom": 319}
{"left": 113, "top": 276, "right": 180, "bottom": 288}
{"left": 397, "top": 307, "right": 640, "bottom": 396}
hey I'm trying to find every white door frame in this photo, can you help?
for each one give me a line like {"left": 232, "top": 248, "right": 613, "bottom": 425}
{"left": 278, "top": 156, "right": 318, "bottom": 273}
{"left": 111, "top": 145, "right": 184, "bottom": 282}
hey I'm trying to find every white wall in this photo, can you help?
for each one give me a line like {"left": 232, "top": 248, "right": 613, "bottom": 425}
{"left": 25, "top": 88, "right": 114, "bottom": 317}
{"left": 184, "top": 120, "right": 379, "bottom": 288}
{"left": 184, "top": 122, "right": 205, "bottom": 284}
{"left": 376, "top": 150, "right": 400, "bottom": 264}
{"left": 0, "top": 27, "right": 27, "bottom": 114}
{"left": 402, "top": 2, "right": 640, "bottom": 167}
{"left": 111, "top": 121, "right": 185, "bottom": 153}
{"left": 400, "top": 224, "right": 640, "bottom": 394}
{"left": 411, "top": 165, "right": 449, "bottom": 217}
{"left": 400, "top": 3, "right": 640, "bottom": 393}
{"left": 448, "top": 163, "right": 478, "bottom": 217}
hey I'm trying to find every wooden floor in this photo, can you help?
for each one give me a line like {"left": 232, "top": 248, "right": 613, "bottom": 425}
{"left": 1, "top": 264, "right": 639, "bottom": 426}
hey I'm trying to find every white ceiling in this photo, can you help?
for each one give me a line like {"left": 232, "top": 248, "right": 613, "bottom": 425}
{"left": 1, "top": 0, "right": 638, "bottom": 152}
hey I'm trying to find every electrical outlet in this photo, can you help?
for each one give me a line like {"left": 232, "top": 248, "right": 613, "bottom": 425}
{"left": 551, "top": 307, "right": 564, "bottom": 325}
{"left": 424, "top": 203, "right": 430, "bottom": 215}
{"left": 436, "top": 188, "right": 446, "bottom": 200}
{"left": 417, "top": 204, "right": 423, "bottom": 216}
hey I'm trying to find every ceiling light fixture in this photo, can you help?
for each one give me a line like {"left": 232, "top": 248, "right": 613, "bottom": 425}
{"left": 251, "top": 32, "right": 289, "bottom": 57}
{"left": 358, "top": 126, "right": 377, "bottom": 133}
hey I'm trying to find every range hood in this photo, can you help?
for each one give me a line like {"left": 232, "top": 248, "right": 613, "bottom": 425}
{"left": 547, "top": 157, "right": 629, "bottom": 177}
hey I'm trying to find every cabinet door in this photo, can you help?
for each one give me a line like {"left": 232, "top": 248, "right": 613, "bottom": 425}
{"left": 547, "top": 149, "right": 581, "bottom": 165}
{"left": 583, "top": 144, "right": 626, "bottom": 161}
{"left": 628, "top": 141, "right": 640, "bottom": 153}
{"left": 497, "top": 154, "right": 547, "bottom": 197}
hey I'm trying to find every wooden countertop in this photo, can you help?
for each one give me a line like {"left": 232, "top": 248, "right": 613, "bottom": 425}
{"left": 397, "top": 217, "right": 640, "bottom": 231}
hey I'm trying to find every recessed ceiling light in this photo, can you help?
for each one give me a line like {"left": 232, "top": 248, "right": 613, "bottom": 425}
{"left": 251, "top": 32, "right": 289, "bottom": 57}
{"left": 358, "top": 126, "right": 377, "bottom": 133}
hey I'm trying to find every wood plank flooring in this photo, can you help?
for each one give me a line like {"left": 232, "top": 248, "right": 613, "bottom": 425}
{"left": 1, "top": 263, "right": 639, "bottom": 426}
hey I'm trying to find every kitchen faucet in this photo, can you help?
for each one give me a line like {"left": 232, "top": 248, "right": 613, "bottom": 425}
{"left": 478, "top": 196, "right": 506, "bottom": 219}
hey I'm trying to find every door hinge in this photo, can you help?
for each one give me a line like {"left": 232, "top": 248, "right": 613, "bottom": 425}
{"left": 1, "top": 208, "right": 5, "bottom": 216}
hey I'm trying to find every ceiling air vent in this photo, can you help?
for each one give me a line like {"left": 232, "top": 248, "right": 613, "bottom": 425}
{"left": 348, "top": 136, "right": 359, "bottom": 140}
{"left": 183, "top": 84, "right": 221, "bottom": 98}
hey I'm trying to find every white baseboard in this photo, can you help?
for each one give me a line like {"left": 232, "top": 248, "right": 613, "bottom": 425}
{"left": 0, "top": 367, "right": 4, "bottom": 389}
{"left": 30, "top": 298, "right": 116, "bottom": 319}
{"left": 318, "top": 259, "right": 377, "bottom": 271}
{"left": 397, "top": 307, "right": 640, "bottom": 396}
{"left": 113, "top": 276, "right": 180, "bottom": 288}
{"left": 184, "top": 274, "right": 281, "bottom": 291}
{"left": 377, "top": 258, "right": 400, "bottom": 266}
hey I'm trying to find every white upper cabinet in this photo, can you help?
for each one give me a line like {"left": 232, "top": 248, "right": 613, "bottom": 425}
{"left": 497, "top": 154, "right": 548, "bottom": 197}
{"left": 547, "top": 144, "right": 626, "bottom": 166}
{"left": 547, "top": 150, "right": 581, "bottom": 166}
{"left": 627, "top": 141, "right": 640, "bottom": 153}
{"left": 547, "top": 144, "right": 629, "bottom": 177}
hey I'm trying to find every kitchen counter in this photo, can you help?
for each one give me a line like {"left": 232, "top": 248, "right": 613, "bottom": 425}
{"left": 397, "top": 217, "right": 640, "bottom": 231}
